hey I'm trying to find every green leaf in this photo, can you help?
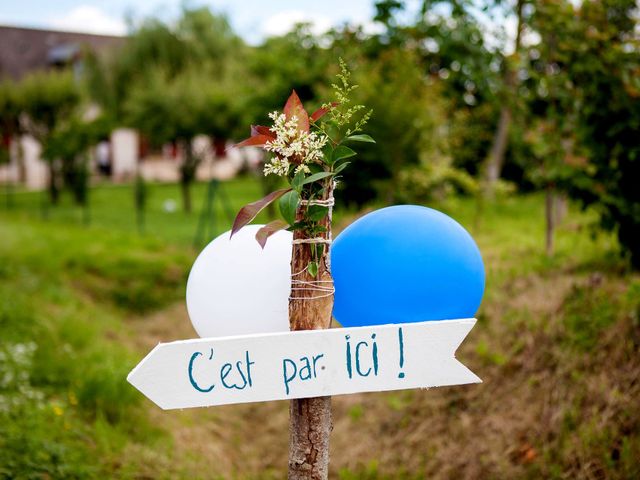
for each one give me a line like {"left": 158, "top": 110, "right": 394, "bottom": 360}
{"left": 278, "top": 190, "right": 299, "bottom": 225}
{"left": 308, "top": 261, "right": 318, "bottom": 278}
{"left": 331, "top": 146, "right": 356, "bottom": 164}
{"left": 345, "top": 134, "right": 375, "bottom": 143}
{"left": 291, "top": 171, "right": 305, "bottom": 192}
{"left": 333, "top": 161, "right": 351, "bottom": 175}
{"left": 301, "top": 171, "right": 335, "bottom": 186}
{"left": 307, "top": 205, "right": 329, "bottom": 221}
{"left": 308, "top": 163, "right": 323, "bottom": 174}
{"left": 321, "top": 143, "right": 333, "bottom": 164}
{"left": 231, "top": 188, "right": 292, "bottom": 237}
{"left": 289, "top": 220, "right": 307, "bottom": 231}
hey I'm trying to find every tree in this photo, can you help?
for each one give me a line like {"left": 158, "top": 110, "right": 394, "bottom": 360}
{"left": 0, "top": 79, "right": 21, "bottom": 207}
{"left": 125, "top": 70, "right": 194, "bottom": 213}
{"left": 523, "top": 0, "right": 640, "bottom": 266}
{"left": 566, "top": 0, "right": 640, "bottom": 268}
{"left": 126, "top": 69, "right": 243, "bottom": 213}
{"left": 344, "top": 48, "right": 445, "bottom": 205}
{"left": 87, "top": 6, "right": 245, "bottom": 126}
{"left": 16, "top": 71, "right": 80, "bottom": 204}
{"left": 88, "top": 7, "right": 246, "bottom": 213}
{"left": 515, "top": 0, "right": 581, "bottom": 255}
{"left": 246, "top": 25, "right": 331, "bottom": 122}
{"left": 523, "top": 117, "right": 580, "bottom": 255}
{"left": 484, "top": 0, "right": 526, "bottom": 198}
{"left": 411, "top": 0, "right": 503, "bottom": 178}
{"left": 326, "top": 8, "right": 490, "bottom": 207}
{"left": 41, "top": 115, "right": 111, "bottom": 208}
{"left": 84, "top": 15, "right": 189, "bottom": 120}
{"left": 0, "top": 80, "right": 21, "bottom": 169}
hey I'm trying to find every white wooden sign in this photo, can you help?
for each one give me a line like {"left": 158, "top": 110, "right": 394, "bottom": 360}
{"left": 127, "top": 319, "right": 480, "bottom": 410}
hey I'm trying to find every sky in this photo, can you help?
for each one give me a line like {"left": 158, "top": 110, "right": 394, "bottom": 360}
{"left": 0, "top": 0, "right": 395, "bottom": 43}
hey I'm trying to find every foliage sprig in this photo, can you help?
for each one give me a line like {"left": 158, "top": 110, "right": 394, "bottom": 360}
{"left": 231, "top": 59, "right": 374, "bottom": 275}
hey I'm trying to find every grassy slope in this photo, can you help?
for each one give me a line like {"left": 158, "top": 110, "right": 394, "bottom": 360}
{"left": 1, "top": 181, "right": 638, "bottom": 479}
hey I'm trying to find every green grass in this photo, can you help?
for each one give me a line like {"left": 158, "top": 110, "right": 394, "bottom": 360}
{"left": 0, "top": 177, "right": 298, "bottom": 478}
{"left": 0, "top": 217, "right": 180, "bottom": 478}
{"left": 1, "top": 177, "right": 267, "bottom": 246}
{"left": 1, "top": 180, "right": 638, "bottom": 479}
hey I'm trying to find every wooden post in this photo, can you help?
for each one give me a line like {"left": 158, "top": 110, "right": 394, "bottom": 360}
{"left": 287, "top": 185, "right": 334, "bottom": 479}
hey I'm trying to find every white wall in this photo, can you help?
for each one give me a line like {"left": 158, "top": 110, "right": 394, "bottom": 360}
{"left": 111, "top": 128, "right": 138, "bottom": 179}
{"left": 21, "top": 135, "right": 47, "bottom": 190}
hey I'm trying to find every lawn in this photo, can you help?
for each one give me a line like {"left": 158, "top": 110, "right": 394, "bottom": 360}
{"left": 1, "top": 179, "right": 638, "bottom": 479}
{"left": 1, "top": 177, "right": 271, "bottom": 246}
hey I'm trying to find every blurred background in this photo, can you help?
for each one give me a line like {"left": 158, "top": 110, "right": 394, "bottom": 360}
{"left": 1, "top": 0, "right": 639, "bottom": 478}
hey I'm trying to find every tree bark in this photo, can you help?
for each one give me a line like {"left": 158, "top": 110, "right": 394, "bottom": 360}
{"left": 484, "top": 0, "right": 524, "bottom": 198}
{"left": 181, "top": 178, "right": 192, "bottom": 213}
{"left": 48, "top": 160, "right": 60, "bottom": 205}
{"left": 545, "top": 185, "right": 555, "bottom": 256}
{"left": 485, "top": 107, "right": 512, "bottom": 191}
{"left": 11, "top": 137, "right": 26, "bottom": 184}
{"left": 180, "top": 140, "right": 196, "bottom": 214}
{"left": 288, "top": 186, "right": 334, "bottom": 480}
{"left": 554, "top": 192, "right": 567, "bottom": 226}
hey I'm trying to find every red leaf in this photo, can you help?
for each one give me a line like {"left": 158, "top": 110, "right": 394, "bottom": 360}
{"left": 255, "top": 220, "right": 289, "bottom": 249}
{"left": 251, "top": 125, "right": 274, "bottom": 137}
{"left": 283, "top": 90, "right": 310, "bottom": 132}
{"left": 310, "top": 102, "right": 339, "bottom": 122}
{"left": 234, "top": 134, "right": 274, "bottom": 148}
{"left": 231, "top": 189, "right": 292, "bottom": 237}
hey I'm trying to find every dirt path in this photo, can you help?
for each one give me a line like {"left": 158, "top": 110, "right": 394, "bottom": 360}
{"left": 125, "top": 304, "right": 290, "bottom": 478}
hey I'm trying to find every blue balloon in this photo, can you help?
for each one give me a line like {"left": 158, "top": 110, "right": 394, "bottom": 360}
{"left": 331, "top": 205, "right": 485, "bottom": 327}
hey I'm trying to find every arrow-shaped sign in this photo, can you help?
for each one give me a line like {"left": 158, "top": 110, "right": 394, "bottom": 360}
{"left": 127, "top": 319, "right": 480, "bottom": 410}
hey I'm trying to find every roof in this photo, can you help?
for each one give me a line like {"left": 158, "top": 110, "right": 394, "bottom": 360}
{"left": 0, "top": 25, "right": 125, "bottom": 80}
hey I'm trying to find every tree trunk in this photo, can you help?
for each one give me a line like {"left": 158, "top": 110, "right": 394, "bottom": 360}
{"left": 545, "top": 186, "right": 555, "bottom": 256}
{"left": 484, "top": 0, "right": 524, "bottom": 198}
{"left": 180, "top": 140, "right": 195, "bottom": 214}
{"left": 485, "top": 108, "right": 512, "bottom": 192}
{"left": 288, "top": 185, "right": 334, "bottom": 480}
{"left": 554, "top": 193, "right": 567, "bottom": 225}
{"left": 11, "top": 136, "right": 26, "bottom": 184}
{"left": 181, "top": 179, "right": 192, "bottom": 214}
{"left": 48, "top": 160, "right": 60, "bottom": 205}
{"left": 134, "top": 172, "right": 146, "bottom": 234}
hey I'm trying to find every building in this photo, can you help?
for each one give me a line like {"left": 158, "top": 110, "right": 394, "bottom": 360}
{"left": 0, "top": 25, "right": 141, "bottom": 188}
{"left": 0, "top": 25, "right": 250, "bottom": 189}
{"left": 0, "top": 25, "right": 124, "bottom": 80}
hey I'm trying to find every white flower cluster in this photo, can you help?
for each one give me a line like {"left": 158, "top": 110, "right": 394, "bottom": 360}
{"left": 263, "top": 111, "right": 328, "bottom": 177}
{"left": 0, "top": 342, "right": 45, "bottom": 413}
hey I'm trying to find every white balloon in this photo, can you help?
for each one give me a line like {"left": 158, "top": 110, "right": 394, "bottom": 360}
{"left": 186, "top": 225, "right": 292, "bottom": 338}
